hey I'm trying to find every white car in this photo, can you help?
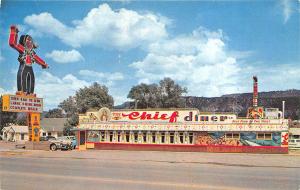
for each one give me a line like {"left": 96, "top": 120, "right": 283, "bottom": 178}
{"left": 49, "top": 136, "right": 73, "bottom": 151}
{"left": 289, "top": 139, "right": 300, "bottom": 149}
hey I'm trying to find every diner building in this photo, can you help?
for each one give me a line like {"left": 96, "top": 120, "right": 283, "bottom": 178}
{"left": 74, "top": 107, "right": 289, "bottom": 153}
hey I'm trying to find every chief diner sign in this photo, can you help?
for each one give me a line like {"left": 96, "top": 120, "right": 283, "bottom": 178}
{"left": 80, "top": 109, "right": 237, "bottom": 123}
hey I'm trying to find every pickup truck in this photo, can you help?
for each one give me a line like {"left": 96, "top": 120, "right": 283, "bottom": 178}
{"left": 49, "top": 136, "right": 73, "bottom": 151}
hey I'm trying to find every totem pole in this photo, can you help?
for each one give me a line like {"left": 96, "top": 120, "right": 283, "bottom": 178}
{"left": 2, "top": 25, "right": 49, "bottom": 142}
{"left": 247, "top": 76, "right": 264, "bottom": 119}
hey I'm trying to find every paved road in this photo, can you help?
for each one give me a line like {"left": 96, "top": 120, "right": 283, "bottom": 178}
{"left": 1, "top": 149, "right": 300, "bottom": 190}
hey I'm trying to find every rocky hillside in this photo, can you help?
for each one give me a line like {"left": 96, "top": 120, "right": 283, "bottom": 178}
{"left": 115, "top": 90, "right": 300, "bottom": 120}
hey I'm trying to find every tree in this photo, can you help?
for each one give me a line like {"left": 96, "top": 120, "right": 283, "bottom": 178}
{"left": 159, "top": 78, "right": 187, "bottom": 108}
{"left": 128, "top": 83, "right": 160, "bottom": 108}
{"left": 0, "top": 96, "right": 16, "bottom": 127}
{"left": 0, "top": 96, "right": 26, "bottom": 131}
{"left": 44, "top": 108, "right": 64, "bottom": 118}
{"left": 58, "top": 96, "right": 77, "bottom": 117}
{"left": 63, "top": 114, "right": 78, "bottom": 136}
{"left": 127, "top": 78, "right": 187, "bottom": 109}
{"left": 57, "top": 82, "right": 114, "bottom": 130}
{"left": 75, "top": 82, "right": 114, "bottom": 113}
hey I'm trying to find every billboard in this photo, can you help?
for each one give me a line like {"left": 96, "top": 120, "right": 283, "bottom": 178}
{"left": 2, "top": 94, "right": 43, "bottom": 113}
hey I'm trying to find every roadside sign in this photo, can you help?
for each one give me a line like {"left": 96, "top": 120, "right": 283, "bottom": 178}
{"left": 2, "top": 94, "right": 43, "bottom": 113}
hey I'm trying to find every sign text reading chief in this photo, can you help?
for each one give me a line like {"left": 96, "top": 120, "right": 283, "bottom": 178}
{"left": 122, "top": 111, "right": 179, "bottom": 123}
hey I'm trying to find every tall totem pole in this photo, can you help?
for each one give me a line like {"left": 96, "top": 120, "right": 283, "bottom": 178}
{"left": 2, "top": 25, "right": 49, "bottom": 141}
{"left": 247, "top": 76, "right": 264, "bottom": 119}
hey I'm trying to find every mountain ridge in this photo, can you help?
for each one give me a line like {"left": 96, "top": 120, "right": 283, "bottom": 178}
{"left": 114, "top": 89, "right": 300, "bottom": 119}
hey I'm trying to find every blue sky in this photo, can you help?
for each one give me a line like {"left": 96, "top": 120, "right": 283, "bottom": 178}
{"left": 0, "top": 0, "right": 299, "bottom": 110}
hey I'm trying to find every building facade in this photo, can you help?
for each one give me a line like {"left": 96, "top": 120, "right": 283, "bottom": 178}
{"left": 75, "top": 107, "right": 289, "bottom": 153}
{"left": 1, "top": 118, "right": 67, "bottom": 142}
{"left": 1, "top": 125, "right": 29, "bottom": 142}
{"left": 40, "top": 118, "right": 67, "bottom": 138}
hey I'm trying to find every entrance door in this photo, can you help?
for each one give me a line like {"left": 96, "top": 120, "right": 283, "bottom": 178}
{"left": 79, "top": 131, "right": 86, "bottom": 150}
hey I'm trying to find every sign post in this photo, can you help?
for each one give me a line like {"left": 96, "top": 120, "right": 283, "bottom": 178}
{"left": 1, "top": 25, "right": 49, "bottom": 142}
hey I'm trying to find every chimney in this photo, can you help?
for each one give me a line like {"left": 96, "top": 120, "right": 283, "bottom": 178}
{"left": 282, "top": 101, "right": 285, "bottom": 119}
{"left": 253, "top": 76, "right": 258, "bottom": 107}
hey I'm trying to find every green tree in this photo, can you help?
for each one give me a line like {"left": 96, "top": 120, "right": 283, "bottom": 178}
{"left": 128, "top": 83, "right": 160, "bottom": 108}
{"left": 159, "top": 77, "right": 187, "bottom": 108}
{"left": 58, "top": 96, "right": 77, "bottom": 117}
{"left": 75, "top": 82, "right": 114, "bottom": 113}
{"left": 127, "top": 78, "right": 187, "bottom": 109}
{"left": 0, "top": 96, "right": 26, "bottom": 130}
{"left": 58, "top": 83, "right": 114, "bottom": 132}
{"left": 0, "top": 96, "right": 17, "bottom": 130}
{"left": 44, "top": 108, "right": 64, "bottom": 118}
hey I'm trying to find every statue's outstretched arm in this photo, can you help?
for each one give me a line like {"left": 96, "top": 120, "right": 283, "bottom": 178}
{"left": 9, "top": 25, "right": 24, "bottom": 53}
{"left": 33, "top": 53, "right": 49, "bottom": 69}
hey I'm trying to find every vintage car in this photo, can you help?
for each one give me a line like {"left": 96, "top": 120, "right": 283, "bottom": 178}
{"left": 289, "top": 139, "right": 300, "bottom": 149}
{"left": 49, "top": 136, "right": 73, "bottom": 151}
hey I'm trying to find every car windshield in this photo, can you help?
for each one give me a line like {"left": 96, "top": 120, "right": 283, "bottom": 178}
{"left": 57, "top": 137, "right": 67, "bottom": 140}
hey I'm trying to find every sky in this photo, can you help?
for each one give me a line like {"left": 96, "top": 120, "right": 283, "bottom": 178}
{"left": 0, "top": 0, "right": 299, "bottom": 110}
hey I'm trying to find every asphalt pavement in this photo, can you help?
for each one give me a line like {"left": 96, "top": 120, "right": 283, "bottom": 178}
{"left": 0, "top": 143, "right": 300, "bottom": 190}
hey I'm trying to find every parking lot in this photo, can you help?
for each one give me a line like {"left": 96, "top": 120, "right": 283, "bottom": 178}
{"left": 1, "top": 141, "right": 300, "bottom": 190}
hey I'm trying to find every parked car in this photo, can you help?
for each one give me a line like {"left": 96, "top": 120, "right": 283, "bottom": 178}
{"left": 289, "top": 139, "right": 300, "bottom": 149}
{"left": 40, "top": 136, "right": 56, "bottom": 141}
{"left": 49, "top": 136, "right": 73, "bottom": 151}
{"left": 64, "top": 136, "right": 77, "bottom": 149}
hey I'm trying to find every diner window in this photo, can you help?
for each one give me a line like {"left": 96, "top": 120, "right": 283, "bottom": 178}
{"left": 161, "top": 132, "right": 165, "bottom": 143}
{"left": 257, "top": 133, "right": 272, "bottom": 140}
{"left": 117, "top": 132, "right": 121, "bottom": 142}
{"left": 48, "top": 132, "right": 52, "bottom": 136}
{"left": 21, "top": 134, "right": 25, "bottom": 140}
{"left": 152, "top": 132, "right": 156, "bottom": 143}
{"left": 226, "top": 133, "right": 240, "bottom": 139}
{"left": 170, "top": 132, "right": 174, "bottom": 144}
{"left": 109, "top": 131, "right": 113, "bottom": 142}
{"left": 42, "top": 132, "right": 46, "bottom": 136}
{"left": 189, "top": 133, "right": 194, "bottom": 144}
{"left": 179, "top": 132, "right": 184, "bottom": 144}
{"left": 134, "top": 132, "right": 138, "bottom": 143}
{"left": 100, "top": 131, "right": 105, "bottom": 142}
{"left": 125, "top": 132, "right": 130, "bottom": 142}
{"left": 143, "top": 132, "right": 147, "bottom": 143}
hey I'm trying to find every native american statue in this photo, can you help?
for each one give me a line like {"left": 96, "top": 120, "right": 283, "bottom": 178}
{"left": 9, "top": 25, "right": 49, "bottom": 95}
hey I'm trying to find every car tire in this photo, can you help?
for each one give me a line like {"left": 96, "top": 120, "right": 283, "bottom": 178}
{"left": 50, "top": 144, "right": 57, "bottom": 151}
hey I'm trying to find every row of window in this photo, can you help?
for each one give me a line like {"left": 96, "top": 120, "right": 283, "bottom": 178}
{"left": 87, "top": 131, "right": 195, "bottom": 144}
{"left": 86, "top": 131, "right": 274, "bottom": 144}
{"left": 42, "top": 132, "right": 52, "bottom": 136}
{"left": 225, "top": 133, "right": 272, "bottom": 140}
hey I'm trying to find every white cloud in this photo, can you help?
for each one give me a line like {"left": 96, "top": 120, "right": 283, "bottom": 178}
{"left": 24, "top": 3, "right": 169, "bottom": 50}
{"left": 45, "top": 49, "right": 84, "bottom": 63}
{"left": 254, "top": 63, "right": 300, "bottom": 91}
{"left": 31, "top": 71, "right": 126, "bottom": 109}
{"left": 0, "top": 87, "right": 10, "bottom": 95}
{"left": 130, "top": 27, "right": 243, "bottom": 97}
{"left": 34, "top": 72, "right": 90, "bottom": 110}
{"left": 79, "top": 70, "right": 124, "bottom": 87}
{"left": 281, "top": 0, "right": 293, "bottom": 23}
